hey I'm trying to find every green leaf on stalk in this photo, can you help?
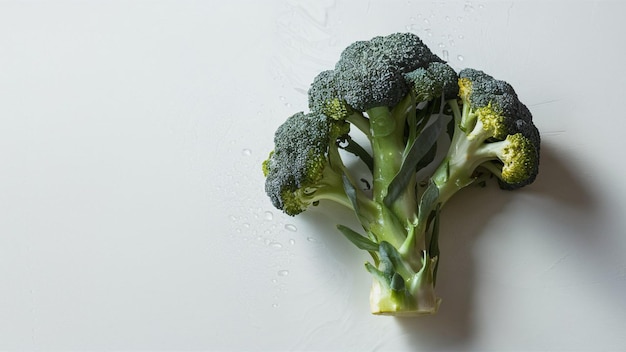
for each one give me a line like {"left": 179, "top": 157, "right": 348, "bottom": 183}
{"left": 342, "top": 173, "right": 359, "bottom": 213}
{"left": 446, "top": 113, "right": 456, "bottom": 141}
{"left": 390, "top": 272, "right": 406, "bottom": 292}
{"left": 384, "top": 117, "right": 446, "bottom": 208}
{"left": 365, "top": 262, "right": 390, "bottom": 288}
{"left": 415, "top": 143, "right": 437, "bottom": 171}
{"left": 336, "top": 224, "right": 379, "bottom": 252}
{"left": 339, "top": 136, "right": 374, "bottom": 172}
{"left": 429, "top": 204, "right": 442, "bottom": 285}
{"left": 418, "top": 180, "right": 440, "bottom": 224}
{"left": 379, "top": 241, "right": 415, "bottom": 280}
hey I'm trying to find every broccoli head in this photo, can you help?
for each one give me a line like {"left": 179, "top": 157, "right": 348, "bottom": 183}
{"left": 333, "top": 32, "right": 443, "bottom": 111}
{"left": 263, "top": 112, "right": 350, "bottom": 215}
{"left": 441, "top": 68, "right": 540, "bottom": 191}
{"left": 308, "top": 70, "right": 353, "bottom": 121}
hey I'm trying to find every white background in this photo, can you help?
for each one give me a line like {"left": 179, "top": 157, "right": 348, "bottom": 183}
{"left": 1, "top": 0, "right": 626, "bottom": 350}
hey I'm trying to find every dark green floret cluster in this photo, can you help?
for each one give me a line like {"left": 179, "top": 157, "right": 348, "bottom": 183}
{"left": 262, "top": 32, "right": 540, "bottom": 316}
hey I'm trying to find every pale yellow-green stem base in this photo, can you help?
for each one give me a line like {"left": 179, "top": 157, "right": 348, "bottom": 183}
{"left": 369, "top": 280, "right": 441, "bottom": 316}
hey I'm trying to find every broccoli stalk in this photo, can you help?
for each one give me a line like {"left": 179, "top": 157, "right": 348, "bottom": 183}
{"left": 262, "top": 33, "right": 540, "bottom": 316}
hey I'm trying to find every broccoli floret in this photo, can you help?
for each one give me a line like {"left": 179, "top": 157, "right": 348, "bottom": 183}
{"left": 404, "top": 61, "right": 459, "bottom": 102}
{"left": 263, "top": 112, "right": 351, "bottom": 215}
{"left": 262, "top": 33, "right": 541, "bottom": 316}
{"left": 308, "top": 70, "right": 352, "bottom": 121}
{"left": 429, "top": 68, "right": 540, "bottom": 204}
{"left": 334, "top": 32, "right": 442, "bottom": 111}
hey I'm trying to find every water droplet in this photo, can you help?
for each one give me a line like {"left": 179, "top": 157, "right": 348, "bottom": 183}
{"left": 458, "top": 34, "right": 465, "bottom": 39}
{"left": 279, "top": 96, "right": 286, "bottom": 101}
{"left": 284, "top": 224, "right": 297, "bottom": 232}
{"left": 289, "top": 239, "right": 296, "bottom": 245}
{"left": 442, "top": 50, "right": 449, "bottom": 61}
{"left": 269, "top": 241, "right": 283, "bottom": 249}
{"left": 438, "top": 42, "right": 445, "bottom": 48}
{"left": 457, "top": 55, "right": 464, "bottom": 61}
{"left": 264, "top": 211, "right": 274, "bottom": 221}
{"left": 277, "top": 270, "right": 289, "bottom": 276}
{"left": 272, "top": 303, "right": 279, "bottom": 308}
{"left": 271, "top": 278, "right": 278, "bottom": 284}
{"left": 307, "top": 237, "right": 317, "bottom": 242}
{"left": 242, "top": 148, "right": 252, "bottom": 156}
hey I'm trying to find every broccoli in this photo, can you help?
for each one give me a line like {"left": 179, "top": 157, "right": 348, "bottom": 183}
{"left": 262, "top": 33, "right": 540, "bottom": 316}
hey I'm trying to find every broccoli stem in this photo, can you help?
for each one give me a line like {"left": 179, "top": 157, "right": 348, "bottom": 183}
{"left": 399, "top": 99, "right": 479, "bottom": 261}
{"left": 365, "top": 105, "right": 417, "bottom": 247}
{"left": 327, "top": 142, "right": 379, "bottom": 226}
{"left": 391, "top": 92, "right": 417, "bottom": 135}
{"left": 368, "top": 104, "right": 419, "bottom": 218}
{"left": 449, "top": 98, "right": 463, "bottom": 126}
{"left": 366, "top": 100, "right": 413, "bottom": 173}
{"left": 460, "top": 98, "right": 477, "bottom": 132}
{"left": 431, "top": 153, "right": 473, "bottom": 207}
{"left": 346, "top": 111, "right": 371, "bottom": 138}
{"left": 430, "top": 107, "right": 486, "bottom": 206}
{"left": 310, "top": 182, "right": 355, "bottom": 211}
{"left": 359, "top": 101, "right": 438, "bottom": 313}
{"left": 367, "top": 106, "right": 404, "bottom": 200}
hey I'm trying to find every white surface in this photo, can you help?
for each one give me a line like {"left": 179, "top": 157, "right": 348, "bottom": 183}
{"left": 1, "top": 0, "right": 626, "bottom": 350}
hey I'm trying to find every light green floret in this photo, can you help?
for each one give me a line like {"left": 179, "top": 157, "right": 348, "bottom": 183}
{"left": 482, "top": 133, "right": 539, "bottom": 185}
